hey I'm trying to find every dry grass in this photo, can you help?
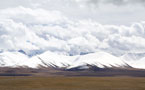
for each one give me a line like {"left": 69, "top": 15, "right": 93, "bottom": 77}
{"left": 0, "top": 67, "right": 145, "bottom": 90}
{"left": 0, "top": 76, "right": 145, "bottom": 90}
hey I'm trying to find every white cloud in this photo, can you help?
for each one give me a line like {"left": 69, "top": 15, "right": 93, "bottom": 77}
{"left": 0, "top": 0, "right": 145, "bottom": 25}
{"left": 0, "top": 7, "right": 145, "bottom": 56}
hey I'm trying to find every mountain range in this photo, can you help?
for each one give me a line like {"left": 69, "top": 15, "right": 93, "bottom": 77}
{"left": 0, "top": 51, "right": 145, "bottom": 69}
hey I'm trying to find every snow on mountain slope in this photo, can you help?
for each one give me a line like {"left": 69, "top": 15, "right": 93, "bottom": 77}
{"left": 133, "top": 57, "right": 145, "bottom": 69}
{"left": 1, "top": 51, "right": 145, "bottom": 69}
{"left": 121, "top": 56, "right": 145, "bottom": 69}
{"left": 0, "top": 51, "right": 43, "bottom": 68}
{"left": 120, "top": 52, "right": 145, "bottom": 69}
{"left": 0, "top": 51, "right": 129, "bottom": 69}
{"left": 69, "top": 52, "right": 126, "bottom": 69}
{"left": 0, "top": 51, "right": 28, "bottom": 67}
{"left": 36, "top": 51, "right": 78, "bottom": 67}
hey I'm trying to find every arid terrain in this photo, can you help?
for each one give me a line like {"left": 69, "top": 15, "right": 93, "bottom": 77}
{"left": 0, "top": 76, "right": 145, "bottom": 90}
{"left": 0, "top": 67, "right": 145, "bottom": 90}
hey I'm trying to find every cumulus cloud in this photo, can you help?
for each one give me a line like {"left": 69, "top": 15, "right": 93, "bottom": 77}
{"left": 0, "top": 7, "right": 145, "bottom": 56}
{"left": 0, "top": 0, "right": 145, "bottom": 25}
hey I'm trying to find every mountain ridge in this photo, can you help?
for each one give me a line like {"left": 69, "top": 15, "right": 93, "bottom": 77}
{"left": 0, "top": 51, "right": 145, "bottom": 69}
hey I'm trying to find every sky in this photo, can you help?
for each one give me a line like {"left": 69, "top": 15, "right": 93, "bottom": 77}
{"left": 0, "top": 0, "right": 145, "bottom": 25}
{"left": 0, "top": 0, "right": 145, "bottom": 56}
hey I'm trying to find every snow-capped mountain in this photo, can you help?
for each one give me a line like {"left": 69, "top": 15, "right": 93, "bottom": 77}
{"left": 120, "top": 53, "right": 145, "bottom": 69}
{"left": 0, "top": 51, "right": 145, "bottom": 69}
{"left": 0, "top": 51, "right": 43, "bottom": 68}
{"left": 0, "top": 0, "right": 145, "bottom": 72}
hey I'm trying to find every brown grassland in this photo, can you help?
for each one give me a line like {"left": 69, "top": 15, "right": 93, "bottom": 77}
{"left": 0, "top": 67, "right": 145, "bottom": 90}
{"left": 0, "top": 76, "right": 145, "bottom": 90}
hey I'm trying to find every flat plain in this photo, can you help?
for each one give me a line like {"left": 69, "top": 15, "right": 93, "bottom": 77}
{"left": 0, "top": 76, "right": 145, "bottom": 90}
{"left": 0, "top": 67, "right": 145, "bottom": 90}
